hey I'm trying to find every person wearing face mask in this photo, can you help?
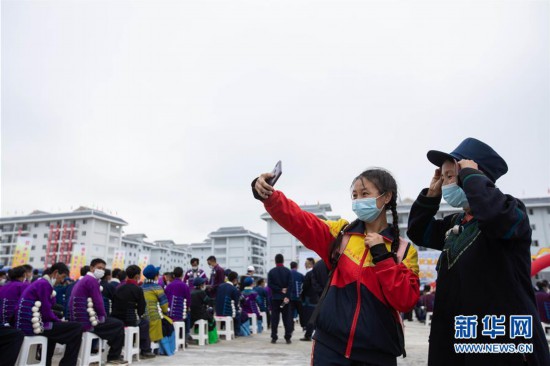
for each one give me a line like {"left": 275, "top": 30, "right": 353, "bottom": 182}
{"left": 14, "top": 262, "right": 83, "bottom": 366}
{"left": 68, "top": 258, "right": 128, "bottom": 365}
{"left": 206, "top": 256, "right": 225, "bottom": 298}
{"left": 252, "top": 167, "right": 420, "bottom": 365}
{"left": 407, "top": 137, "right": 550, "bottom": 366}
{"left": 184, "top": 258, "right": 208, "bottom": 288}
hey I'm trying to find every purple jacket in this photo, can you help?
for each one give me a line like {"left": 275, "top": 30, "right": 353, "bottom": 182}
{"left": 165, "top": 278, "right": 191, "bottom": 321}
{"left": 208, "top": 264, "right": 225, "bottom": 297}
{"left": 0, "top": 280, "right": 28, "bottom": 325}
{"left": 15, "top": 278, "right": 58, "bottom": 335}
{"left": 68, "top": 273, "right": 106, "bottom": 331}
{"left": 183, "top": 268, "right": 207, "bottom": 288}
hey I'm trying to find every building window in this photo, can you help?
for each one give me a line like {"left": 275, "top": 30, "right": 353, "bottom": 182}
{"left": 44, "top": 234, "right": 48, "bottom": 238}
{"left": 83, "top": 220, "right": 87, "bottom": 224}
{"left": 29, "top": 257, "right": 34, "bottom": 262}
{"left": 531, "top": 224, "right": 536, "bottom": 230}
{"left": 82, "top": 231, "right": 86, "bottom": 236}
{"left": 34, "top": 223, "right": 38, "bottom": 228}
{"left": 31, "top": 245, "right": 35, "bottom": 250}
{"left": 45, "top": 222, "right": 50, "bottom": 227}
{"left": 529, "top": 209, "right": 534, "bottom": 215}
{"left": 533, "top": 240, "right": 539, "bottom": 247}
{"left": 42, "top": 245, "right": 46, "bottom": 250}
{"left": 40, "top": 257, "right": 45, "bottom": 261}
{"left": 33, "top": 234, "right": 37, "bottom": 239}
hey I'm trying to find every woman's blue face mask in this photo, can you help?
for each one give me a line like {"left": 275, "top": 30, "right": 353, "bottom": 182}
{"left": 352, "top": 194, "right": 385, "bottom": 222}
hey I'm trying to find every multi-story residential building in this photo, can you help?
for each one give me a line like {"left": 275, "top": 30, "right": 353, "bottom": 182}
{"left": 120, "top": 235, "right": 191, "bottom": 271}
{"left": 261, "top": 203, "right": 341, "bottom": 270}
{"left": 0, "top": 207, "right": 127, "bottom": 269}
{"left": 187, "top": 227, "right": 267, "bottom": 278}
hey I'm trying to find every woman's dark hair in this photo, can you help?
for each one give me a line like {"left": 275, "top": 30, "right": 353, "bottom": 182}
{"left": 45, "top": 262, "right": 70, "bottom": 276}
{"left": 8, "top": 266, "right": 26, "bottom": 280}
{"left": 190, "top": 258, "right": 199, "bottom": 265}
{"left": 351, "top": 168, "right": 399, "bottom": 253}
{"left": 329, "top": 168, "right": 400, "bottom": 266}
{"left": 256, "top": 278, "right": 265, "bottom": 286}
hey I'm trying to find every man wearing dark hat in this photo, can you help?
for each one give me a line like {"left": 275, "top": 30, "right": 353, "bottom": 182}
{"left": 407, "top": 137, "right": 550, "bottom": 366}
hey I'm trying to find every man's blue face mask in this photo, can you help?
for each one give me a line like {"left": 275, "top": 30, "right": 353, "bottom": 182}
{"left": 442, "top": 183, "right": 469, "bottom": 209}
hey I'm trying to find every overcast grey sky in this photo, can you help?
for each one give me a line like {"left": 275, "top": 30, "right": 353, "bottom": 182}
{"left": 2, "top": 0, "right": 549, "bottom": 244}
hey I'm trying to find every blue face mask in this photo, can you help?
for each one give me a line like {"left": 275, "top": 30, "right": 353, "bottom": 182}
{"left": 442, "top": 183, "right": 469, "bottom": 208}
{"left": 352, "top": 194, "right": 384, "bottom": 223}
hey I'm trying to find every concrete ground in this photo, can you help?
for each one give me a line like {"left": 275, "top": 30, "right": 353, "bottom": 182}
{"left": 52, "top": 319, "right": 430, "bottom": 365}
{"left": 117, "top": 320, "right": 429, "bottom": 366}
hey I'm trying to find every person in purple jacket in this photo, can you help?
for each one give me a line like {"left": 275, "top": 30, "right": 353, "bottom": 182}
{"left": 165, "top": 266, "right": 191, "bottom": 340}
{"left": 15, "top": 262, "right": 83, "bottom": 366}
{"left": 183, "top": 258, "right": 208, "bottom": 288}
{"left": 206, "top": 255, "right": 225, "bottom": 298}
{"left": 68, "top": 258, "right": 127, "bottom": 365}
{"left": 0, "top": 265, "right": 28, "bottom": 325}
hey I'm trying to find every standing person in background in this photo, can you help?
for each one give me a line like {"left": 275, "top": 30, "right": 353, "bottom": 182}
{"left": 206, "top": 256, "right": 225, "bottom": 298}
{"left": 267, "top": 254, "right": 293, "bottom": 344}
{"left": 100, "top": 269, "right": 116, "bottom": 315}
{"left": 252, "top": 167, "right": 419, "bottom": 364}
{"left": 184, "top": 258, "right": 208, "bottom": 288}
{"left": 289, "top": 261, "right": 304, "bottom": 333}
{"left": 407, "top": 137, "right": 550, "bottom": 366}
{"left": 300, "top": 257, "right": 317, "bottom": 341}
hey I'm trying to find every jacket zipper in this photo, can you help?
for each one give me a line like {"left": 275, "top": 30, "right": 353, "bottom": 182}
{"left": 345, "top": 247, "right": 369, "bottom": 358}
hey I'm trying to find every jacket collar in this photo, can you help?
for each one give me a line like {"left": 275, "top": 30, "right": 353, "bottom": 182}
{"left": 345, "top": 221, "right": 396, "bottom": 242}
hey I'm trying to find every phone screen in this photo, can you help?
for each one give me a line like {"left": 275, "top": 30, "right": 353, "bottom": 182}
{"left": 267, "top": 160, "right": 282, "bottom": 186}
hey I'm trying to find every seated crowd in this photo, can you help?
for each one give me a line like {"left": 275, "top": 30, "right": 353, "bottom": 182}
{"left": 0, "top": 256, "right": 272, "bottom": 366}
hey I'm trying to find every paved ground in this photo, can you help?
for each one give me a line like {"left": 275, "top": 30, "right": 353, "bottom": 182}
{"left": 52, "top": 319, "right": 430, "bottom": 365}
{"left": 124, "top": 320, "right": 429, "bottom": 366}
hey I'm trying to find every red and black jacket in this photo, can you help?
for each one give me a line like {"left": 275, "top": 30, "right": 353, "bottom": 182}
{"left": 260, "top": 188, "right": 420, "bottom": 364}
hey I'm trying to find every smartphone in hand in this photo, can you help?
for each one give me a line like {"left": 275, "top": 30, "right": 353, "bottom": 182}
{"left": 267, "top": 160, "right": 282, "bottom": 186}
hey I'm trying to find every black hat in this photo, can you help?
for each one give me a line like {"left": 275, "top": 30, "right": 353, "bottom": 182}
{"left": 427, "top": 137, "right": 508, "bottom": 182}
{"left": 193, "top": 277, "right": 206, "bottom": 287}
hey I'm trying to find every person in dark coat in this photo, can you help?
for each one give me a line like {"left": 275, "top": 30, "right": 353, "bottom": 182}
{"left": 407, "top": 137, "right": 550, "bottom": 366}
{"left": 0, "top": 324, "right": 25, "bottom": 366}
{"left": 214, "top": 271, "right": 241, "bottom": 336}
{"left": 190, "top": 277, "right": 215, "bottom": 330}
{"left": 267, "top": 253, "right": 293, "bottom": 344}
{"left": 289, "top": 261, "right": 304, "bottom": 332}
{"left": 300, "top": 257, "right": 317, "bottom": 341}
{"left": 111, "top": 265, "right": 155, "bottom": 359}
{"left": 206, "top": 256, "right": 225, "bottom": 298}
{"left": 311, "top": 259, "right": 328, "bottom": 298}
